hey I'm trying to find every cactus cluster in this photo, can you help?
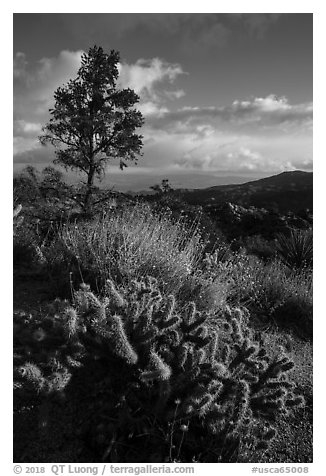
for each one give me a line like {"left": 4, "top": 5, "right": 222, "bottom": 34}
{"left": 14, "top": 277, "right": 304, "bottom": 462}
{"left": 13, "top": 204, "right": 24, "bottom": 233}
{"left": 14, "top": 304, "right": 84, "bottom": 396}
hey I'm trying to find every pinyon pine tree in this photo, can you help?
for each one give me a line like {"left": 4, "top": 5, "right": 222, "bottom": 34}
{"left": 39, "top": 45, "right": 144, "bottom": 210}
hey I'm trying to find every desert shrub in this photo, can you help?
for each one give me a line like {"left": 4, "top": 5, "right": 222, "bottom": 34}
{"left": 13, "top": 201, "right": 59, "bottom": 269}
{"left": 43, "top": 203, "right": 210, "bottom": 301}
{"left": 14, "top": 166, "right": 72, "bottom": 204}
{"left": 275, "top": 228, "right": 313, "bottom": 269}
{"left": 202, "top": 250, "right": 312, "bottom": 337}
{"left": 14, "top": 277, "right": 303, "bottom": 462}
{"left": 147, "top": 194, "right": 227, "bottom": 253}
{"left": 13, "top": 234, "right": 38, "bottom": 267}
{"left": 203, "top": 242, "right": 233, "bottom": 266}
{"left": 13, "top": 166, "right": 42, "bottom": 204}
{"left": 14, "top": 166, "right": 137, "bottom": 230}
{"left": 13, "top": 166, "right": 98, "bottom": 239}
{"left": 242, "top": 235, "right": 277, "bottom": 261}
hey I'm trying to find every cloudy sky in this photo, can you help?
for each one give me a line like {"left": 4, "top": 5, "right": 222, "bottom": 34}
{"left": 13, "top": 13, "right": 313, "bottom": 190}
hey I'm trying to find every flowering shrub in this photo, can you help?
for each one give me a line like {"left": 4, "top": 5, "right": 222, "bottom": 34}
{"left": 43, "top": 203, "right": 209, "bottom": 300}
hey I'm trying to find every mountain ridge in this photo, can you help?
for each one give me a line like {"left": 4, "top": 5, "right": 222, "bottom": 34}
{"left": 178, "top": 170, "right": 313, "bottom": 214}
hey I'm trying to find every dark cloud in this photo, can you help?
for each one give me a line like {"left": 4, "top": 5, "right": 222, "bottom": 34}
{"left": 124, "top": 13, "right": 282, "bottom": 50}
{"left": 58, "top": 13, "right": 281, "bottom": 55}
{"left": 227, "top": 14, "right": 281, "bottom": 38}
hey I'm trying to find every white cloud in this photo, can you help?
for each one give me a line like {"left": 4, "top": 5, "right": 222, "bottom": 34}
{"left": 118, "top": 58, "right": 184, "bottom": 96}
{"left": 118, "top": 58, "right": 185, "bottom": 117}
{"left": 232, "top": 95, "right": 290, "bottom": 112}
{"left": 14, "top": 120, "right": 42, "bottom": 137}
{"left": 14, "top": 50, "right": 83, "bottom": 91}
{"left": 173, "top": 137, "right": 264, "bottom": 171}
{"left": 13, "top": 50, "right": 186, "bottom": 161}
{"left": 14, "top": 50, "right": 86, "bottom": 162}
{"left": 14, "top": 50, "right": 84, "bottom": 125}
{"left": 163, "top": 89, "right": 185, "bottom": 100}
{"left": 35, "top": 50, "right": 84, "bottom": 95}
{"left": 169, "top": 130, "right": 312, "bottom": 173}
{"left": 230, "top": 95, "right": 312, "bottom": 124}
{"left": 147, "top": 95, "right": 312, "bottom": 135}
{"left": 13, "top": 136, "right": 40, "bottom": 156}
{"left": 141, "top": 95, "right": 312, "bottom": 173}
{"left": 138, "top": 102, "right": 169, "bottom": 117}
{"left": 13, "top": 50, "right": 312, "bottom": 176}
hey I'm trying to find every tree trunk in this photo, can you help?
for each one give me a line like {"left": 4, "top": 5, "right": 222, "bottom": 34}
{"left": 83, "top": 166, "right": 95, "bottom": 212}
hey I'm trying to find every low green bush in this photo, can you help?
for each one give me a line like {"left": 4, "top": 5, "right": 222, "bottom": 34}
{"left": 13, "top": 210, "right": 39, "bottom": 267}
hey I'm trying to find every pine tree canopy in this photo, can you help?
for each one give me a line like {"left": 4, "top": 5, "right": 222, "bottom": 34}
{"left": 39, "top": 45, "right": 144, "bottom": 207}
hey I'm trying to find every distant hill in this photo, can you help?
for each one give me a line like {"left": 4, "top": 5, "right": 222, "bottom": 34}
{"left": 179, "top": 171, "right": 313, "bottom": 214}
{"left": 13, "top": 163, "right": 269, "bottom": 193}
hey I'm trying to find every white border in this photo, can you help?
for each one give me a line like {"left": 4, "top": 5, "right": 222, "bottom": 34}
{"left": 4, "top": 3, "right": 323, "bottom": 474}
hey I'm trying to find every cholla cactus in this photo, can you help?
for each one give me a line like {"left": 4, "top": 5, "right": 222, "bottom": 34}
{"left": 13, "top": 204, "right": 24, "bottom": 236}
{"left": 13, "top": 305, "right": 85, "bottom": 399}
{"left": 14, "top": 276, "right": 304, "bottom": 462}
